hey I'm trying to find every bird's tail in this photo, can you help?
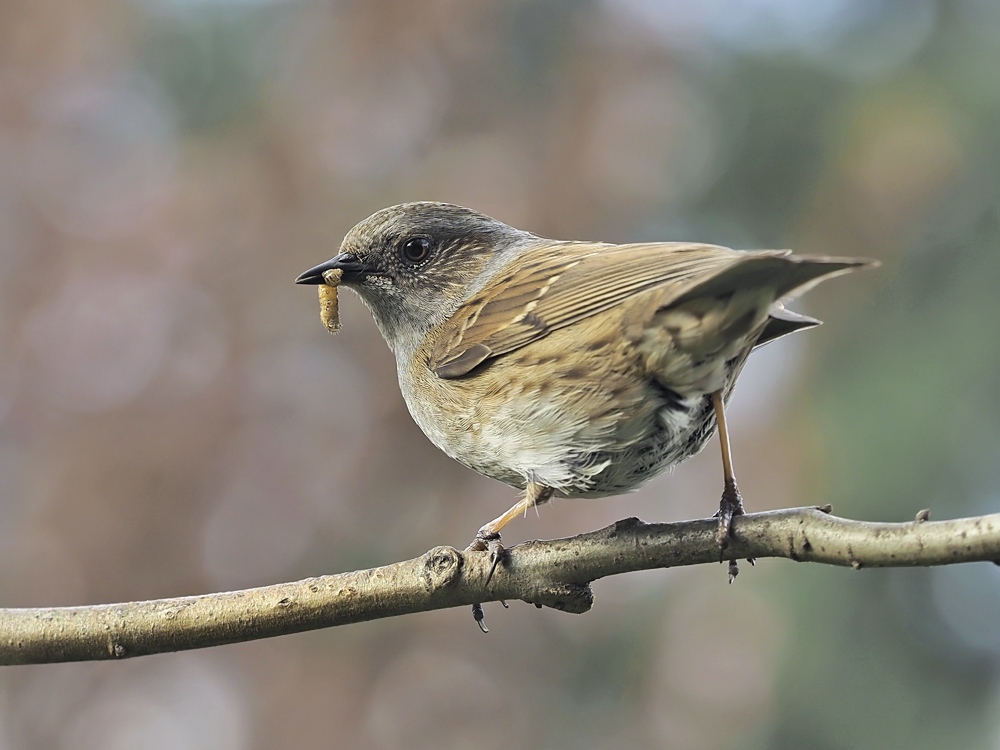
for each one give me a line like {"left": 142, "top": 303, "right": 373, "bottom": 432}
{"left": 641, "top": 253, "right": 877, "bottom": 394}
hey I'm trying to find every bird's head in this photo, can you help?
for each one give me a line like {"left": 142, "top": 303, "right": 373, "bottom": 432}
{"left": 296, "top": 202, "right": 531, "bottom": 360}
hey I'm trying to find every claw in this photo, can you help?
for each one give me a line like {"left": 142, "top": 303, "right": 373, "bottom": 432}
{"left": 728, "top": 558, "right": 739, "bottom": 583}
{"left": 715, "top": 478, "right": 755, "bottom": 578}
{"left": 472, "top": 602, "right": 488, "bottom": 633}
{"left": 482, "top": 533, "right": 506, "bottom": 587}
{"left": 468, "top": 531, "right": 506, "bottom": 633}
{"left": 715, "top": 477, "right": 745, "bottom": 548}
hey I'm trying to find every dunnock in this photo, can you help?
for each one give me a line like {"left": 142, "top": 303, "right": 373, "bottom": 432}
{"left": 297, "top": 202, "right": 874, "bottom": 613}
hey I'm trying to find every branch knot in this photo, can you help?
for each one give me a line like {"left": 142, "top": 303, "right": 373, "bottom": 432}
{"left": 420, "top": 546, "right": 462, "bottom": 591}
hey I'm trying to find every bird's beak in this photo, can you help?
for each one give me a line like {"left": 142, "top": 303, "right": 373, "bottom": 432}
{"left": 295, "top": 253, "right": 374, "bottom": 285}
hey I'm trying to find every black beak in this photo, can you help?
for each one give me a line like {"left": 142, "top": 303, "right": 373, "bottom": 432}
{"left": 295, "top": 253, "right": 374, "bottom": 285}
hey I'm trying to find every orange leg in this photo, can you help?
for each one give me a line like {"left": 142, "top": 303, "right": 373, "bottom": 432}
{"left": 468, "top": 481, "right": 553, "bottom": 632}
{"left": 472, "top": 482, "right": 554, "bottom": 543}
{"left": 712, "top": 390, "right": 737, "bottom": 487}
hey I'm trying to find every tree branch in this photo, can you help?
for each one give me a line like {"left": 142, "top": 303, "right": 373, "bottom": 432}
{"left": 2, "top": 506, "right": 998, "bottom": 665}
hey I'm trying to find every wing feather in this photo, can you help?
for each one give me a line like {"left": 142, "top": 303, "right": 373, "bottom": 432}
{"left": 430, "top": 241, "right": 750, "bottom": 378}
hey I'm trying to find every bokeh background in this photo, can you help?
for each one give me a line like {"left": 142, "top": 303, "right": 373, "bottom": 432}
{"left": 1, "top": 0, "right": 999, "bottom": 748}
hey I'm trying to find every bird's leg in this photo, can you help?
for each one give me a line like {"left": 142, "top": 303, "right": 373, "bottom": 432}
{"left": 712, "top": 390, "right": 742, "bottom": 534}
{"left": 467, "top": 482, "right": 553, "bottom": 632}
{"left": 711, "top": 391, "right": 752, "bottom": 579}
{"left": 468, "top": 482, "right": 553, "bottom": 581}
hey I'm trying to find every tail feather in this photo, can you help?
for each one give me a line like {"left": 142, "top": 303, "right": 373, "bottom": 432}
{"left": 640, "top": 253, "right": 876, "bottom": 395}
{"left": 755, "top": 305, "right": 822, "bottom": 348}
{"left": 672, "top": 254, "right": 877, "bottom": 308}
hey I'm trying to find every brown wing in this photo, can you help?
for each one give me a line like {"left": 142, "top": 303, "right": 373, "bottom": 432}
{"left": 430, "top": 241, "right": 761, "bottom": 378}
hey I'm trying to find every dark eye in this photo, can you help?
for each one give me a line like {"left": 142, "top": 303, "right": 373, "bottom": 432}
{"left": 400, "top": 237, "right": 433, "bottom": 264}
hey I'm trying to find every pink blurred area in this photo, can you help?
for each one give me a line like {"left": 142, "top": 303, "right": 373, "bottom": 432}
{"left": 0, "top": 1, "right": 996, "bottom": 749}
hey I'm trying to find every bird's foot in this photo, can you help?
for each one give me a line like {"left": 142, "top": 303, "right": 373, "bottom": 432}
{"left": 466, "top": 530, "right": 508, "bottom": 633}
{"left": 714, "top": 478, "right": 745, "bottom": 546}
{"left": 469, "top": 529, "right": 506, "bottom": 585}
{"left": 713, "top": 478, "right": 755, "bottom": 580}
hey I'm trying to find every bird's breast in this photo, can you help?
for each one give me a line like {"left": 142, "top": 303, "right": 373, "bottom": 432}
{"left": 398, "top": 317, "right": 717, "bottom": 496}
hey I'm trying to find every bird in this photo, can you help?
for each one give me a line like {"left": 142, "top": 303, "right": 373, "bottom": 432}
{"left": 296, "top": 202, "right": 874, "bottom": 611}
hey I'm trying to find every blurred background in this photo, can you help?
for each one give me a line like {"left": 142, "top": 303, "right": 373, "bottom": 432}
{"left": 1, "top": 0, "right": 998, "bottom": 747}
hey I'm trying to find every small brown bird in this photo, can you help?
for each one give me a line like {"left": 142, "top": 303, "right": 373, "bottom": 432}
{"left": 296, "top": 202, "right": 873, "bottom": 598}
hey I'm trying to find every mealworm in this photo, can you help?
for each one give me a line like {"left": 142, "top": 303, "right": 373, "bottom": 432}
{"left": 318, "top": 268, "right": 343, "bottom": 333}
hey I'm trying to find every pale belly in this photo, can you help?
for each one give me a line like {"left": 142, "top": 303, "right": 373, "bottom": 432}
{"left": 397, "top": 294, "right": 757, "bottom": 498}
{"left": 399, "top": 357, "right": 721, "bottom": 498}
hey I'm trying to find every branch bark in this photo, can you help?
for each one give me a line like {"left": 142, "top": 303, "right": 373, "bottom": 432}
{"left": 2, "top": 506, "right": 998, "bottom": 665}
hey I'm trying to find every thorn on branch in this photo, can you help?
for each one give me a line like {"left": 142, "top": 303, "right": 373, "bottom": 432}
{"left": 602, "top": 516, "right": 647, "bottom": 538}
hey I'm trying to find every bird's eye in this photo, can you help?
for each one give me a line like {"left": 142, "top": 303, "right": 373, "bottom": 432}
{"left": 400, "top": 237, "right": 433, "bottom": 264}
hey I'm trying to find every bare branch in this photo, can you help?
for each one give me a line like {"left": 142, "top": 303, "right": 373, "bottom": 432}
{"left": 2, "top": 507, "right": 998, "bottom": 665}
